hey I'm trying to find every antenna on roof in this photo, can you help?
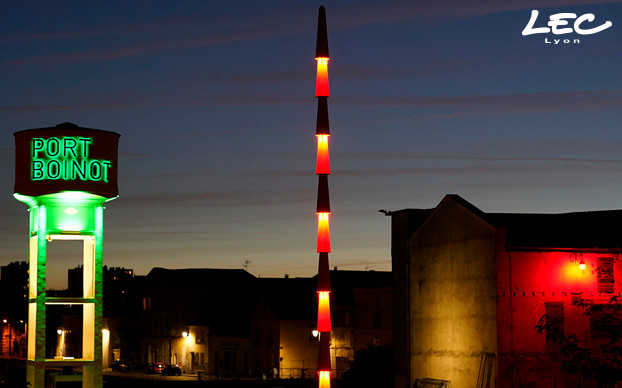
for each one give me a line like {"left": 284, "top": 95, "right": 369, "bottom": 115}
{"left": 242, "top": 260, "right": 253, "bottom": 271}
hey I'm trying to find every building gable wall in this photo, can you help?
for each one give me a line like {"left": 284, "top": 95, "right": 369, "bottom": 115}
{"left": 409, "top": 196, "right": 498, "bottom": 387}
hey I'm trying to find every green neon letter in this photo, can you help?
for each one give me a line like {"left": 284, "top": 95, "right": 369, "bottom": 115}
{"left": 32, "top": 160, "right": 44, "bottom": 180}
{"left": 72, "top": 160, "right": 87, "bottom": 180}
{"left": 63, "top": 137, "right": 78, "bottom": 157}
{"left": 46, "top": 137, "right": 60, "bottom": 157}
{"left": 32, "top": 138, "right": 44, "bottom": 158}
{"left": 102, "top": 161, "right": 111, "bottom": 182}
{"left": 89, "top": 161, "right": 101, "bottom": 180}
{"left": 47, "top": 160, "right": 61, "bottom": 179}
{"left": 78, "top": 138, "right": 92, "bottom": 157}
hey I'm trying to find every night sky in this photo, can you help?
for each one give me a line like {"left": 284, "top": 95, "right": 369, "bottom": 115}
{"left": 1, "top": 1, "right": 621, "bottom": 289}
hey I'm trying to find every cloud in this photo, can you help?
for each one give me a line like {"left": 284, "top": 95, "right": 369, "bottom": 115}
{"left": 339, "top": 90, "right": 622, "bottom": 117}
{"left": 0, "top": 94, "right": 308, "bottom": 111}
{"left": 331, "top": 0, "right": 621, "bottom": 29}
{"left": 0, "top": 18, "right": 205, "bottom": 44}
{"left": 115, "top": 186, "right": 313, "bottom": 209}
{"left": 359, "top": 152, "right": 622, "bottom": 165}
{"left": 4, "top": 89, "right": 618, "bottom": 116}
{"left": 2, "top": 0, "right": 617, "bottom": 67}
{"left": 7, "top": 23, "right": 294, "bottom": 66}
{"left": 0, "top": 6, "right": 308, "bottom": 66}
{"left": 335, "top": 159, "right": 622, "bottom": 178}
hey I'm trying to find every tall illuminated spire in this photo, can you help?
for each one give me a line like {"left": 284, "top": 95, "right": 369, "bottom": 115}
{"left": 314, "top": 5, "right": 332, "bottom": 388}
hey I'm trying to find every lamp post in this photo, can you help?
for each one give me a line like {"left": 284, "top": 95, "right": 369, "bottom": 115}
{"left": 2, "top": 319, "right": 11, "bottom": 358}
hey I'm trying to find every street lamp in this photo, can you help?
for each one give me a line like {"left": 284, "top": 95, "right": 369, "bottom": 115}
{"left": 2, "top": 319, "right": 11, "bottom": 358}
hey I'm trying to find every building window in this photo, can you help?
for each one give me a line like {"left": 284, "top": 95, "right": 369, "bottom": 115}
{"left": 373, "top": 311, "right": 382, "bottom": 328}
{"left": 590, "top": 306, "right": 608, "bottom": 340}
{"left": 196, "top": 329, "right": 204, "bottom": 344}
{"left": 597, "top": 257, "right": 614, "bottom": 294}
{"left": 545, "top": 301, "right": 564, "bottom": 356}
{"left": 142, "top": 297, "right": 151, "bottom": 311}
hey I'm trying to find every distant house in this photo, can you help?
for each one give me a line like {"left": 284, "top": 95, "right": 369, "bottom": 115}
{"left": 7, "top": 261, "right": 392, "bottom": 378}
{"left": 68, "top": 265, "right": 141, "bottom": 368}
{"left": 390, "top": 195, "right": 622, "bottom": 388}
{"left": 0, "top": 261, "right": 28, "bottom": 358}
{"left": 140, "top": 267, "right": 257, "bottom": 376}
{"left": 254, "top": 271, "right": 392, "bottom": 379}
{"left": 253, "top": 277, "right": 316, "bottom": 379}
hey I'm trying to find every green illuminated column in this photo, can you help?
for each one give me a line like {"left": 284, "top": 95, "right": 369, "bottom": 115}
{"left": 14, "top": 123, "right": 119, "bottom": 388}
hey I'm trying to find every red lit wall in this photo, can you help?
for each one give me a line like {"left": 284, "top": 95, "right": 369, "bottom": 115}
{"left": 402, "top": 195, "right": 622, "bottom": 388}
{"left": 496, "top": 248, "right": 621, "bottom": 387}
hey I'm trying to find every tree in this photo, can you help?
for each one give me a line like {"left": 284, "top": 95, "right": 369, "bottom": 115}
{"left": 535, "top": 294, "right": 622, "bottom": 388}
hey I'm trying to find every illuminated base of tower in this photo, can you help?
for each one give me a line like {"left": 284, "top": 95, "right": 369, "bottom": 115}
{"left": 18, "top": 192, "right": 110, "bottom": 388}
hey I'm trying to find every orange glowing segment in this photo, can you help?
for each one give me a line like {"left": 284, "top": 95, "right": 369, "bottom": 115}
{"left": 316, "top": 135, "right": 330, "bottom": 174}
{"left": 317, "top": 291, "right": 332, "bottom": 332}
{"left": 316, "top": 57, "right": 329, "bottom": 97}
{"left": 317, "top": 212, "right": 331, "bottom": 252}
{"left": 318, "top": 370, "right": 331, "bottom": 388}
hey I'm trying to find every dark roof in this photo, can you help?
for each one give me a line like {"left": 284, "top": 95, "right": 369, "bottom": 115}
{"left": 258, "top": 277, "right": 316, "bottom": 320}
{"left": 322, "top": 270, "right": 392, "bottom": 305}
{"left": 257, "top": 270, "right": 393, "bottom": 319}
{"left": 394, "top": 194, "right": 622, "bottom": 251}
{"left": 14, "top": 121, "right": 121, "bottom": 137}
{"left": 144, "top": 267, "right": 256, "bottom": 288}
{"left": 485, "top": 210, "right": 622, "bottom": 250}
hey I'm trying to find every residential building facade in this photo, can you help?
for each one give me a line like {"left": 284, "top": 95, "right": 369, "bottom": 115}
{"left": 391, "top": 195, "right": 622, "bottom": 388}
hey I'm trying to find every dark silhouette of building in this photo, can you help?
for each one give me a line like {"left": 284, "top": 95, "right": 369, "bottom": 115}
{"left": 252, "top": 270, "right": 392, "bottom": 379}
{"left": 253, "top": 276, "right": 316, "bottom": 379}
{"left": 0, "top": 261, "right": 28, "bottom": 358}
{"left": 56, "top": 265, "right": 142, "bottom": 366}
{"left": 140, "top": 268, "right": 258, "bottom": 376}
{"left": 390, "top": 194, "right": 622, "bottom": 388}
{"left": 136, "top": 267, "right": 392, "bottom": 379}
{"left": 0, "top": 260, "right": 393, "bottom": 379}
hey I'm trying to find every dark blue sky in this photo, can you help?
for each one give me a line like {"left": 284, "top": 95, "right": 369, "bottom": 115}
{"left": 1, "top": 1, "right": 621, "bottom": 288}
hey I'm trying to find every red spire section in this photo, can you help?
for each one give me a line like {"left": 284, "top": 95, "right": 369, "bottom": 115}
{"left": 315, "top": 6, "right": 330, "bottom": 98}
{"left": 314, "top": 6, "right": 333, "bottom": 387}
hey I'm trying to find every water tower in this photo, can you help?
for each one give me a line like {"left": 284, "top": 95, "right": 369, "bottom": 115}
{"left": 14, "top": 122, "right": 120, "bottom": 388}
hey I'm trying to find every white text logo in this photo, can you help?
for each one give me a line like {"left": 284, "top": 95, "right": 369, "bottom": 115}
{"left": 522, "top": 10, "right": 612, "bottom": 44}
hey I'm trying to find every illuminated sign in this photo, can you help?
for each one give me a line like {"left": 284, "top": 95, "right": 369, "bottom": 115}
{"left": 31, "top": 137, "right": 112, "bottom": 182}
{"left": 14, "top": 122, "right": 120, "bottom": 199}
